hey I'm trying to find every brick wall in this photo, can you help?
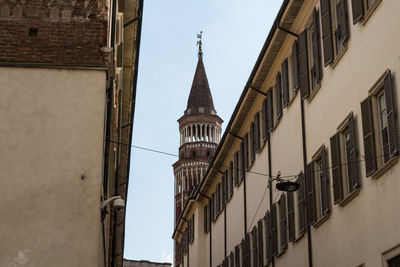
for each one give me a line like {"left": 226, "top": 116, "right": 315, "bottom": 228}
{"left": 0, "top": 0, "right": 110, "bottom": 66}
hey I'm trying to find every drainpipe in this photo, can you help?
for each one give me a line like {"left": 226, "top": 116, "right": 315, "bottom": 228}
{"left": 109, "top": 0, "right": 118, "bottom": 266}
{"left": 224, "top": 207, "right": 227, "bottom": 258}
{"left": 300, "top": 99, "right": 313, "bottom": 267}
{"left": 243, "top": 174, "right": 248, "bottom": 235}
{"left": 267, "top": 134, "right": 275, "bottom": 267}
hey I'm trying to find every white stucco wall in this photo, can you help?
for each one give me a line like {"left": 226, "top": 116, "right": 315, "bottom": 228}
{"left": 0, "top": 67, "right": 106, "bottom": 267}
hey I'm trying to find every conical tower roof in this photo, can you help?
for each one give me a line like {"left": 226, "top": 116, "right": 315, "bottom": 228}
{"left": 185, "top": 56, "right": 216, "bottom": 115}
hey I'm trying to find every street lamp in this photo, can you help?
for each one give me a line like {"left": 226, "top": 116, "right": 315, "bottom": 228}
{"left": 272, "top": 171, "right": 300, "bottom": 192}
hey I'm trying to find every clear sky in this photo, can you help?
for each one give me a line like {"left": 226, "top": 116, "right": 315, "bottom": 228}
{"left": 124, "top": 0, "right": 283, "bottom": 263}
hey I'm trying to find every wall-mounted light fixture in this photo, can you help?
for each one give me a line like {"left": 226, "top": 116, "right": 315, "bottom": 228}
{"left": 272, "top": 171, "right": 300, "bottom": 192}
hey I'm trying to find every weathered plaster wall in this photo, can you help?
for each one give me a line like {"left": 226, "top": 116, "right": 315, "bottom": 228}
{"left": 0, "top": 67, "right": 106, "bottom": 267}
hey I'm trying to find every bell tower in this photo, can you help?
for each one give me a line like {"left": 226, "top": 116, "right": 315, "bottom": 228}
{"left": 173, "top": 34, "right": 223, "bottom": 222}
{"left": 173, "top": 33, "right": 223, "bottom": 262}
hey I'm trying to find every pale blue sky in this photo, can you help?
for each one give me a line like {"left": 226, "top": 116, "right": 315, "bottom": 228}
{"left": 124, "top": 0, "right": 282, "bottom": 263}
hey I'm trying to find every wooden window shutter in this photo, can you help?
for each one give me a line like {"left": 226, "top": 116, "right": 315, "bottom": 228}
{"left": 264, "top": 211, "right": 271, "bottom": 263}
{"left": 240, "top": 239, "right": 246, "bottom": 267}
{"left": 384, "top": 71, "right": 398, "bottom": 158}
{"left": 234, "top": 151, "right": 239, "bottom": 186}
{"left": 271, "top": 203, "right": 278, "bottom": 256}
{"left": 244, "top": 134, "right": 249, "bottom": 169}
{"left": 262, "top": 99, "right": 267, "bottom": 141}
{"left": 297, "top": 173, "right": 306, "bottom": 235}
{"left": 351, "top": 0, "right": 364, "bottom": 24}
{"left": 338, "top": 0, "right": 350, "bottom": 43}
{"left": 240, "top": 141, "right": 245, "bottom": 181}
{"left": 230, "top": 251, "right": 234, "bottom": 267}
{"left": 208, "top": 199, "right": 212, "bottom": 231}
{"left": 347, "top": 114, "right": 360, "bottom": 192}
{"left": 267, "top": 89, "right": 274, "bottom": 132}
{"left": 252, "top": 226, "right": 258, "bottom": 267}
{"left": 279, "top": 194, "right": 288, "bottom": 252}
{"left": 298, "top": 30, "right": 310, "bottom": 100}
{"left": 255, "top": 112, "right": 260, "bottom": 152}
{"left": 211, "top": 193, "right": 215, "bottom": 222}
{"left": 292, "top": 40, "right": 299, "bottom": 91}
{"left": 276, "top": 72, "right": 283, "bottom": 120}
{"left": 229, "top": 162, "right": 234, "bottom": 199}
{"left": 311, "top": 8, "right": 323, "bottom": 85}
{"left": 216, "top": 183, "right": 221, "bottom": 215}
{"left": 223, "top": 171, "right": 227, "bottom": 207}
{"left": 330, "top": 133, "right": 344, "bottom": 204}
{"left": 320, "top": 147, "right": 331, "bottom": 215}
{"left": 282, "top": 59, "right": 290, "bottom": 107}
{"left": 250, "top": 122, "right": 255, "bottom": 163}
{"left": 204, "top": 205, "right": 208, "bottom": 233}
{"left": 235, "top": 245, "right": 240, "bottom": 267}
{"left": 287, "top": 191, "right": 295, "bottom": 242}
{"left": 320, "top": 0, "right": 334, "bottom": 66}
{"left": 245, "top": 233, "right": 251, "bottom": 266}
{"left": 360, "top": 96, "right": 377, "bottom": 176}
{"left": 191, "top": 214, "right": 195, "bottom": 243}
{"left": 257, "top": 220, "right": 264, "bottom": 266}
{"left": 305, "top": 162, "right": 316, "bottom": 224}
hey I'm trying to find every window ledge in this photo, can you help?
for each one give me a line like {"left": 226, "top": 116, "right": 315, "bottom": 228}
{"left": 331, "top": 43, "right": 348, "bottom": 69}
{"left": 273, "top": 116, "right": 282, "bottom": 131}
{"left": 362, "top": 0, "right": 382, "bottom": 26}
{"left": 277, "top": 247, "right": 287, "bottom": 257}
{"left": 287, "top": 88, "right": 299, "bottom": 108}
{"left": 372, "top": 154, "right": 399, "bottom": 179}
{"left": 307, "top": 83, "right": 321, "bottom": 103}
{"left": 338, "top": 187, "right": 360, "bottom": 207}
{"left": 293, "top": 231, "right": 305, "bottom": 243}
{"left": 312, "top": 212, "right": 330, "bottom": 228}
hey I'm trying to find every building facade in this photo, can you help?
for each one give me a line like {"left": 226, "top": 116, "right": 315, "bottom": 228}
{"left": 173, "top": 48, "right": 223, "bottom": 263}
{"left": 173, "top": 0, "right": 400, "bottom": 266}
{"left": 0, "top": 1, "right": 143, "bottom": 266}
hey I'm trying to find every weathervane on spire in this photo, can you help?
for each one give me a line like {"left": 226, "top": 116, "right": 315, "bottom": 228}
{"left": 196, "top": 31, "right": 203, "bottom": 59}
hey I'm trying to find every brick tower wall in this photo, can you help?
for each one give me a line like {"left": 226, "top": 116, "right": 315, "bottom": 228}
{"left": 0, "top": 0, "right": 109, "bottom": 66}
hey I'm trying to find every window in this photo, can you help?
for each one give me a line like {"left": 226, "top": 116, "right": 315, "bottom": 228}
{"left": 229, "top": 251, "right": 234, "bottom": 267}
{"left": 287, "top": 191, "right": 295, "bottom": 242}
{"left": 320, "top": 0, "right": 350, "bottom": 66}
{"left": 216, "top": 183, "right": 221, "bottom": 216}
{"left": 250, "top": 122, "right": 255, "bottom": 163}
{"left": 254, "top": 112, "right": 261, "bottom": 153}
{"left": 278, "top": 194, "right": 288, "bottom": 254}
{"left": 264, "top": 211, "right": 272, "bottom": 264}
{"left": 265, "top": 89, "right": 274, "bottom": 133}
{"left": 229, "top": 162, "right": 234, "bottom": 200}
{"left": 235, "top": 245, "right": 240, "bottom": 267}
{"left": 307, "top": 9, "right": 323, "bottom": 91}
{"left": 275, "top": 72, "right": 283, "bottom": 121}
{"left": 189, "top": 214, "right": 195, "bottom": 244}
{"left": 251, "top": 226, "right": 258, "bottom": 267}
{"left": 257, "top": 219, "right": 264, "bottom": 266}
{"left": 330, "top": 113, "right": 360, "bottom": 205}
{"left": 234, "top": 151, "right": 240, "bottom": 186}
{"left": 360, "top": 70, "right": 398, "bottom": 177}
{"left": 299, "top": 9, "right": 323, "bottom": 100}
{"left": 388, "top": 255, "right": 400, "bottom": 267}
{"left": 306, "top": 146, "right": 331, "bottom": 225}
{"left": 296, "top": 173, "right": 306, "bottom": 237}
{"left": 351, "top": 0, "right": 381, "bottom": 24}
{"left": 204, "top": 205, "right": 208, "bottom": 233}
{"left": 382, "top": 245, "right": 400, "bottom": 267}
{"left": 211, "top": 193, "right": 215, "bottom": 222}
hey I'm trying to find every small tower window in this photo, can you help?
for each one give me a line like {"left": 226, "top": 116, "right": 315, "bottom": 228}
{"left": 192, "top": 151, "right": 196, "bottom": 158}
{"left": 206, "top": 150, "right": 211, "bottom": 158}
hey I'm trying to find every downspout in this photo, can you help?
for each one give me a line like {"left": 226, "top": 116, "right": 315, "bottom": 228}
{"left": 224, "top": 207, "right": 227, "bottom": 258}
{"left": 210, "top": 223, "right": 212, "bottom": 267}
{"left": 243, "top": 173, "right": 248, "bottom": 235}
{"left": 109, "top": 0, "right": 118, "bottom": 266}
{"left": 267, "top": 134, "right": 275, "bottom": 267}
{"left": 301, "top": 99, "right": 313, "bottom": 267}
